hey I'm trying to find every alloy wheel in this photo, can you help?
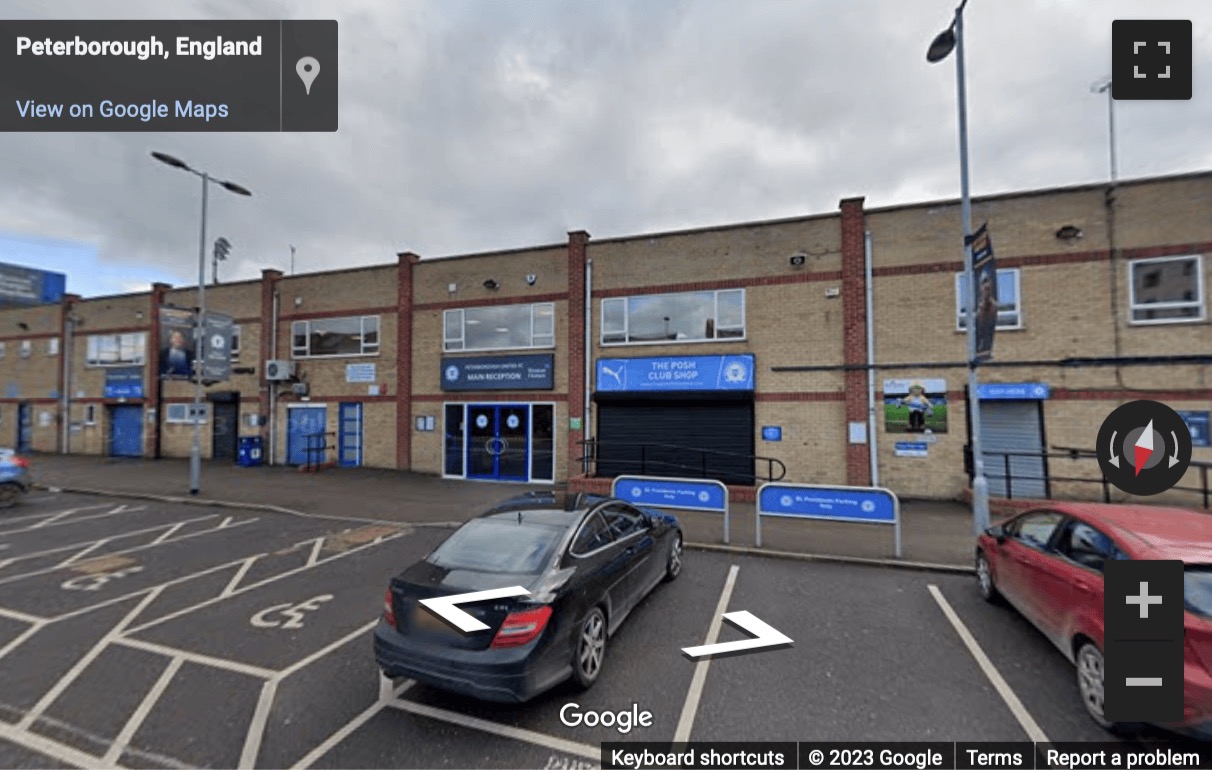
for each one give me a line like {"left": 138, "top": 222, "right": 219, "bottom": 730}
{"left": 578, "top": 610, "right": 606, "bottom": 682}
{"left": 1077, "top": 643, "right": 1108, "bottom": 726}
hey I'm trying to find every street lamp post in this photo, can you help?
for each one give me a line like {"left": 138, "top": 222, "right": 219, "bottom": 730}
{"left": 927, "top": 0, "right": 990, "bottom": 535}
{"left": 1092, "top": 79, "right": 1117, "bottom": 183}
{"left": 151, "top": 151, "right": 251, "bottom": 495}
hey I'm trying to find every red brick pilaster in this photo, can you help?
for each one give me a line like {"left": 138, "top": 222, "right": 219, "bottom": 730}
{"left": 147, "top": 282, "right": 172, "bottom": 458}
{"left": 396, "top": 252, "right": 420, "bottom": 470}
{"left": 259, "top": 269, "right": 283, "bottom": 454}
{"left": 839, "top": 198, "right": 871, "bottom": 486}
{"left": 566, "top": 231, "right": 590, "bottom": 478}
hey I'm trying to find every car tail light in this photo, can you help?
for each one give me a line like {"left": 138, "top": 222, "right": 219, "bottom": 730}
{"left": 490, "top": 606, "right": 552, "bottom": 648}
{"left": 382, "top": 588, "right": 396, "bottom": 628}
{"left": 10, "top": 456, "right": 28, "bottom": 468}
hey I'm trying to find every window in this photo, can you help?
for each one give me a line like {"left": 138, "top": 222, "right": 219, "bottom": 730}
{"left": 602, "top": 505, "right": 645, "bottom": 539}
{"left": 1129, "top": 255, "right": 1205, "bottom": 324}
{"left": 955, "top": 268, "right": 1022, "bottom": 330}
{"left": 165, "top": 403, "right": 209, "bottom": 423}
{"left": 47, "top": 338, "right": 59, "bottom": 356}
{"left": 427, "top": 517, "right": 564, "bottom": 573}
{"left": 1057, "top": 522, "right": 1122, "bottom": 571}
{"left": 571, "top": 512, "right": 614, "bottom": 555}
{"left": 291, "top": 316, "right": 379, "bottom": 358}
{"left": 601, "top": 289, "right": 745, "bottom": 345}
{"left": 86, "top": 333, "right": 146, "bottom": 366}
{"left": 19, "top": 340, "right": 31, "bottom": 358}
{"left": 230, "top": 325, "right": 241, "bottom": 360}
{"left": 443, "top": 303, "right": 555, "bottom": 352}
{"left": 1008, "top": 511, "right": 1062, "bottom": 549}
{"left": 84, "top": 405, "right": 97, "bottom": 425}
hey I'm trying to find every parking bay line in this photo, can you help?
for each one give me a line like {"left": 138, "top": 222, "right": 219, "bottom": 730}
{"left": 927, "top": 584, "right": 1050, "bottom": 743}
{"left": 290, "top": 681, "right": 414, "bottom": 770}
{"left": 0, "top": 504, "right": 138, "bottom": 535}
{"left": 0, "top": 503, "right": 112, "bottom": 528}
{"left": 674, "top": 563, "right": 739, "bottom": 743}
{"left": 0, "top": 720, "right": 133, "bottom": 770}
{"left": 111, "top": 637, "right": 279, "bottom": 679}
{"left": 102, "top": 656, "right": 184, "bottom": 768}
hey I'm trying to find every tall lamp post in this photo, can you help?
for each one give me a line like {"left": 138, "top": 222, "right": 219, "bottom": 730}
{"left": 927, "top": 0, "right": 990, "bottom": 534}
{"left": 151, "top": 151, "right": 252, "bottom": 495}
{"left": 1092, "top": 78, "right": 1117, "bottom": 183}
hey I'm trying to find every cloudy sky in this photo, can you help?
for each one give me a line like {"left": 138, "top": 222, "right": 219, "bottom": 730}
{"left": 3, "top": 0, "right": 1210, "bottom": 296}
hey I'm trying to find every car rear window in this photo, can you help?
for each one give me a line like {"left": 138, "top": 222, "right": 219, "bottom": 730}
{"left": 1186, "top": 567, "right": 1212, "bottom": 618}
{"left": 428, "top": 518, "right": 564, "bottom": 574}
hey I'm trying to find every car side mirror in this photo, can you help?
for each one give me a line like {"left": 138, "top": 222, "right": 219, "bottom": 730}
{"left": 995, "top": 534, "right": 1007, "bottom": 546}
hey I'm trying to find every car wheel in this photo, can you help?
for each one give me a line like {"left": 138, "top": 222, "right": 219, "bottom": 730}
{"left": 664, "top": 532, "right": 683, "bottom": 582}
{"left": 975, "top": 550, "right": 1000, "bottom": 603}
{"left": 1076, "top": 641, "right": 1117, "bottom": 731}
{"left": 572, "top": 607, "right": 607, "bottom": 690}
{"left": 0, "top": 483, "right": 19, "bottom": 509}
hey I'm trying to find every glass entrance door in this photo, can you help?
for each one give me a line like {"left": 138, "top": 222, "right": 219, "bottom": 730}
{"left": 465, "top": 404, "right": 529, "bottom": 481}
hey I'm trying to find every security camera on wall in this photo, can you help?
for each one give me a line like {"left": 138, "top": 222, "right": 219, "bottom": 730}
{"left": 790, "top": 253, "right": 807, "bottom": 267}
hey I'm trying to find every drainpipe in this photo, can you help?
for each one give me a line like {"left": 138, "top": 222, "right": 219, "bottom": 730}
{"left": 864, "top": 230, "right": 880, "bottom": 487}
{"left": 269, "top": 288, "right": 279, "bottom": 465}
{"left": 583, "top": 258, "right": 593, "bottom": 475}
{"left": 61, "top": 315, "right": 74, "bottom": 454}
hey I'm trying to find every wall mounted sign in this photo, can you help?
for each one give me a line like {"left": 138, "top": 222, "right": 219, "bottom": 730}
{"left": 883, "top": 378, "right": 948, "bottom": 434}
{"left": 977, "top": 382, "right": 1050, "bottom": 400}
{"left": 762, "top": 426, "right": 782, "bottom": 442}
{"left": 1178, "top": 410, "right": 1210, "bottom": 448}
{"left": 596, "top": 354, "right": 755, "bottom": 393}
{"left": 104, "top": 366, "right": 144, "bottom": 399}
{"left": 441, "top": 354, "right": 554, "bottom": 391}
{"left": 895, "top": 441, "right": 929, "bottom": 458}
{"left": 346, "top": 363, "right": 376, "bottom": 383}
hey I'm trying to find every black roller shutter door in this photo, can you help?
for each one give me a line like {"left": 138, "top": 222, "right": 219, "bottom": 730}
{"left": 596, "top": 398, "right": 755, "bottom": 484}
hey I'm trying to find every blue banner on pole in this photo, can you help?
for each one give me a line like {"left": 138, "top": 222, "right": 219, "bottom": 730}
{"left": 596, "top": 354, "right": 754, "bottom": 393}
{"left": 104, "top": 366, "right": 144, "bottom": 398}
{"left": 758, "top": 484, "right": 897, "bottom": 524}
{"left": 613, "top": 476, "right": 728, "bottom": 513}
{"left": 441, "top": 354, "right": 554, "bottom": 391}
{"left": 977, "top": 382, "right": 1050, "bottom": 400}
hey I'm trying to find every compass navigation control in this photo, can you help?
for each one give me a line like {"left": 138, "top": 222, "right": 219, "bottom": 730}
{"left": 1096, "top": 400, "right": 1193, "bottom": 496}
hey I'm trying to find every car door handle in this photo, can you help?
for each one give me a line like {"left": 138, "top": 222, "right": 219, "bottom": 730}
{"left": 1071, "top": 579, "right": 1092, "bottom": 591}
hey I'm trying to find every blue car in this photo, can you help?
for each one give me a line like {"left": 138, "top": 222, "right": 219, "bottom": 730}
{"left": 375, "top": 491, "right": 683, "bottom": 702}
{"left": 0, "top": 449, "right": 30, "bottom": 508}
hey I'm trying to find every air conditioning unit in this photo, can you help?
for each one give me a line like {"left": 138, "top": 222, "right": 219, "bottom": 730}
{"left": 265, "top": 359, "right": 295, "bottom": 381}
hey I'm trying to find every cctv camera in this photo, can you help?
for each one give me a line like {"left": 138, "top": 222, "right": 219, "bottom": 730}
{"left": 789, "top": 253, "right": 807, "bottom": 267}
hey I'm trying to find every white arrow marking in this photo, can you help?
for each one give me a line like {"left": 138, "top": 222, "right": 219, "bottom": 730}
{"left": 681, "top": 611, "right": 792, "bottom": 658}
{"left": 1170, "top": 431, "right": 1181, "bottom": 468}
{"left": 1108, "top": 430, "right": 1120, "bottom": 468}
{"left": 420, "top": 586, "right": 531, "bottom": 633}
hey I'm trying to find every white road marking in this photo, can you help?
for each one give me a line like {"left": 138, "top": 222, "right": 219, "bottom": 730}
{"left": 55, "top": 538, "right": 112, "bottom": 567}
{"left": 111, "top": 637, "right": 279, "bottom": 679}
{"left": 18, "top": 587, "right": 165, "bottom": 730}
{"left": 0, "top": 503, "right": 111, "bottom": 528}
{"left": 0, "top": 515, "right": 261, "bottom": 586}
{"left": 306, "top": 537, "right": 324, "bottom": 567}
{"left": 0, "top": 505, "right": 128, "bottom": 535}
{"left": 0, "top": 621, "right": 46, "bottom": 661}
{"left": 125, "top": 531, "right": 406, "bottom": 635}
{"left": 0, "top": 515, "right": 222, "bottom": 568}
{"left": 250, "top": 595, "right": 334, "bottom": 630}
{"left": 387, "top": 698, "right": 600, "bottom": 761}
{"left": 0, "top": 604, "right": 45, "bottom": 624}
{"left": 674, "top": 563, "right": 739, "bottom": 743}
{"left": 29, "top": 504, "right": 145, "bottom": 529}
{"left": 221, "top": 555, "right": 259, "bottom": 598}
{"left": 927, "top": 584, "right": 1050, "bottom": 743}
{"left": 102, "top": 656, "right": 184, "bottom": 768}
{"left": 0, "top": 719, "right": 129, "bottom": 770}
{"left": 151, "top": 521, "right": 187, "bottom": 544}
{"left": 277, "top": 618, "right": 378, "bottom": 679}
{"left": 290, "top": 681, "right": 413, "bottom": 770}
{"left": 238, "top": 680, "right": 278, "bottom": 770}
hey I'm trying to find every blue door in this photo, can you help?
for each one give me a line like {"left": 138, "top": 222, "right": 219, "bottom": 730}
{"left": 109, "top": 405, "right": 144, "bottom": 457}
{"left": 287, "top": 406, "right": 327, "bottom": 466}
{"left": 16, "top": 403, "right": 32, "bottom": 453}
{"left": 338, "top": 402, "right": 362, "bottom": 467}
{"left": 466, "top": 404, "right": 529, "bottom": 481}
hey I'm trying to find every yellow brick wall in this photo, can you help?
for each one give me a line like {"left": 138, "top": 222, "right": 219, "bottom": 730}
{"left": 277, "top": 265, "right": 398, "bottom": 315}
{"left": 413, "top": 247, "right": 568, "bottom": 306}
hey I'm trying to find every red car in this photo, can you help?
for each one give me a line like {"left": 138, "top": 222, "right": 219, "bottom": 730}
{"left": 975, "top": 502, "right": 1212, "bottom": 738}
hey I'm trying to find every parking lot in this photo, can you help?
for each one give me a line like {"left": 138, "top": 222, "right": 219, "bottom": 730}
{"left": 0, "top": 490, "right": 1195, "bottom": 769}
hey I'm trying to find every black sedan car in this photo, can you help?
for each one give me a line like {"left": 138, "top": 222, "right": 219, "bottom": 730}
{"left": 374, "top": 491, "right": 683, "bottom": 702}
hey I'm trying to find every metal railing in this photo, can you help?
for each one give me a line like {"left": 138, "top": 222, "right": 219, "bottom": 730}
{"left": 302, "top": 431, "right": 336, "bottom": 473}
{"left": 577, "top": 438, "right": 786, "bottom": 486}
{"left": 964, "top": 445, "right": 1211, "bottom": 509}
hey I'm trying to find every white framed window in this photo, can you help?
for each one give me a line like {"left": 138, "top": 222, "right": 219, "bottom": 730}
{"left": 86, "top": 333, "right": 146, "bottom": 366}
{"left": 230, "top": 325, "right": 241, "bottom": 360}
{"left": 955, "top": 268, "right": 1023, "bottom": 330}
{"left": 19, "top": 340, "right": 31, "bottom": 358}
{"left": 601, "top": 289, "right": 745, "bottom": 345}
{"left": 443, "top": 302, "right": 555, "bottom": 352}
{"left": 47, "top": 338, "right": 60, "bottom": 356}
{"left": 1128, "top": 254, "right": 1206, "bottom": 324}
{"left": 291, "top": 316, "right": 379, "bottom": 358}
{"left": 84, "top": 405, "right": 97, "bottom": 425}
{"left": 165, "top": 403, "right": 209, "bottom": 423}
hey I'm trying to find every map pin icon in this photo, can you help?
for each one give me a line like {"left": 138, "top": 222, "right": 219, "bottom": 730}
{"left": 296, "top": 56, "right": 320, "bottom": 95}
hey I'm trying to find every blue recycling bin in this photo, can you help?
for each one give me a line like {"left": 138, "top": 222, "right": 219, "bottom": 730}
{"left": 237, "top": 436, "right": 264, "bottom": 467}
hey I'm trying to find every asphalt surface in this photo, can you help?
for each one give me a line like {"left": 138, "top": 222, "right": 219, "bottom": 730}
{"left": 0, "top": 490, "right": 1202, "bottom": 770}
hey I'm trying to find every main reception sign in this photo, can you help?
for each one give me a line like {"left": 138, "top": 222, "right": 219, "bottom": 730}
{"left": 441, "top": 354, "right": 555, "bottom": 391}
{"left": 596, "top": 354, "right": 755, "bottom": 393}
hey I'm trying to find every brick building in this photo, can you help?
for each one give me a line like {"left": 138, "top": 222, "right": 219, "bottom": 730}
{"left": 4, "top": 170, "right": 1210, "bottom": 507}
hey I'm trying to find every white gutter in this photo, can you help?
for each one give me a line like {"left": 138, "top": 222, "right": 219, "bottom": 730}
{"left": 865, "top": 230, "right": 880, "bottom": 487}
